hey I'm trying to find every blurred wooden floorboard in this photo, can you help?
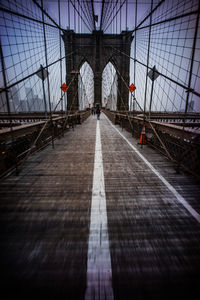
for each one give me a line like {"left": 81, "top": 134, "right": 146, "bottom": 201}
{"left": 0, "top": 117, "right": 96, "bottom": 300}
{"left": 101, "top": 115, "right": 200, "bottom": 300}
{"left": 0, "top": 114, "right": 200, "bottom": 300}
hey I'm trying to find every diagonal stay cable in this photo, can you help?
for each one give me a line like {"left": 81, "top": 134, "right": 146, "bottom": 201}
{"left": 109, "top": 45, "right": 200, "bottom": 98}
{"left": 91, "top": 0, "right": 96, "bottom": 31}
{"left": 0, "top": 7, "right": 62, "bottom": 30}
{"left": 100, "top": 0, "right": 105, "bottom": 31}
{"left": 130, "top": 0, "right": 165, "bottom": 34}
{"left": 107, "top": 51, "right": 175, "bottom": 163}
{"left": 82, "top": 0, "right": 95, "bottom": 31}
{"left": 85, "top": 0, "right": 95, "bottom": 30}
{"left": 17, "top": 73, "right": 77, "bottom": 172}
{"left": 69, "top": 0, "right": 93, "bottom": 32}
{"left": 104, "top": 0, "right": 126, "bottom": 32}
{"left": 103, "top": 0, "right": 119, "bottom": 32}
{"left": 77, "top": 0, "right": 94, "bottom": 32}
{"left": 32, "top": 0, "right": 63, "bottom": 31}
{"left": 0, "top": 52, "right": 75, "bottom": 94}
{"left": 101, "top": 0, "right": 114, "bottom": 31}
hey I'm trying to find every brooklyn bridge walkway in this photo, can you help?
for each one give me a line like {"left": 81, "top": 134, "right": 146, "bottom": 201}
{"left": 0, "top": 113, "right": 200, "bottom": 300}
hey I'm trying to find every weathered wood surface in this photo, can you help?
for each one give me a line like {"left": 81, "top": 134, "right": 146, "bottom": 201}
{"left": 0, "top": 113, "right": 200, "bottom": 300}
{"left": 101, "top": 115, "right": 200, "bottom": 300}
{"left": 0, "top": 117, "right": 96, "bottom": 299}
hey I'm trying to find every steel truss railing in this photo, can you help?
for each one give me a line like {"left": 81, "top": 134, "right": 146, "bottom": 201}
{"left": 0, "top": 110, "right": 91, "bottom": 177}
{"left": 104, "top": 109, "right": 200, "bottom": 178}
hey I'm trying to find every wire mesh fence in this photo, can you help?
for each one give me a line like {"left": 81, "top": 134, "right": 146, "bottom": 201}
{"left": 0, "top": 0, "right": 66, "bottom": 114}
{"left": 129, "top": 0, "right": 200, "bottom": 114}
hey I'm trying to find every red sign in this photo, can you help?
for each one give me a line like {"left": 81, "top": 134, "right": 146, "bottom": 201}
{"left": 129, "top": 83, "right": 136, "bottom": 93}
{"left": 61, "top": 83, "right": 68, "bottom": 93}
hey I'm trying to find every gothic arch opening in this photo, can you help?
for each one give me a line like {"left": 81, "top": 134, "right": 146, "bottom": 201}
{"left": 102, "top": 62, "right": 117, "bottom": 110}
{"left": 78, "top": 62, "right": 94, "bottom": 110}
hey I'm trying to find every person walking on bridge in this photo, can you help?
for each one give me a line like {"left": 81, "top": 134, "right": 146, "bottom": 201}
{"left": 96, "top": 107, "right": 101, "bottom": 120}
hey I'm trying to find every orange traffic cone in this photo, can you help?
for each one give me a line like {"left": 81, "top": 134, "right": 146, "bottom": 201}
{"left": 139, "top": 124, "right": 146, "bottom": 145}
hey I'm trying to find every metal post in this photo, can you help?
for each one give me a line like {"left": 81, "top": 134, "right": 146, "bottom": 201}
{"left": 40, "top": 65, "right": 48, "bottom": 119}
{"left": 149, "top": 66, "right": 155, "bottom": 120}
{"left": 64, "top": 92, "right": 67, "bottom": 116}
{"left": 0, "top": 39, "right": 18, "bottom": 174}
{"left": 0, "top": 41, "right": 11, "bottom": 116}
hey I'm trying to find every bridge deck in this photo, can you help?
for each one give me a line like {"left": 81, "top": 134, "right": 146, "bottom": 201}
{"left": 0, "top": 114, "right": 200, "bottom": 300}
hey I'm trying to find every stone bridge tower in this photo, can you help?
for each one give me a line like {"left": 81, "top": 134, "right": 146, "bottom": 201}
{"left": 62, "top": 30, "right": 133, "bottom": 110}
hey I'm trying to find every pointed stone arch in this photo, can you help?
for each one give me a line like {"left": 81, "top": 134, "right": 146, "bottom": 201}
{"left": 79, "top": 61, "right": 94, "bottom": 110}
{"left": 63, "top": 30, "right": 133, "bottom": 110}
{"left": 102, "top": 62, "right": 117, "bottom": 110}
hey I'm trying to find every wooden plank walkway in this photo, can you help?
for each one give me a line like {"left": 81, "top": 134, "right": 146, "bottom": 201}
{"left": 0, "top": 113, "right": 200, "bottom": 300}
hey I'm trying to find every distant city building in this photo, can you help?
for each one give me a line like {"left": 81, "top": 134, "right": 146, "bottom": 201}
{"left": 188, "top": 101, "right": 194, "bottom": 112}
{"left": 20, "top": 100, "right": 28, "bottom": 111}
{"left": 0, "top": 91, "right": 7, "bottom": 112}
{"left": 11, "top": 86, "right": 20, "bottom": 108}
{"left": 7, "top": 86, "right": 21, "bottom": 112}
{"left": 25, "top": 87, "right": 43, "bottom": 111}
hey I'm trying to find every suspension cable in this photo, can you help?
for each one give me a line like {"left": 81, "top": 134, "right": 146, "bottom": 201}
{"left": 103, "top": 50, "right": 175, "bottom": 163}
{"left": 32, "top": 0, "right": 63, "bottom": 31}
{"left": 101, "top": 0, "right": 114, "bottom": 31}
{"left": 0, "top": 52, "right": 75, "bottom": 95}
{"left": 109, "top": 45, "right": 200, "bottom": 98}
{"left": 130, "top": 0, "right": 164, "bottom": 34}
{"left": 100, "top": 0, "right": 105, "bottom": 31}
{"left": 91, "top": 0, "right": 96, "bottom": 31}
{"left": 82, "top": 0, "right": 95, "bottom": 31}
{"left": 103, "top": 0, "right": 119, "bottom": 32}
{"left": 104, "top": 0, "right": 126, "bottom": 32}
{"left": 69, "top": 0, "right": 93, "bottom": 32}
{"left": 77, "top": 0, "right": 94, "bottom": 32}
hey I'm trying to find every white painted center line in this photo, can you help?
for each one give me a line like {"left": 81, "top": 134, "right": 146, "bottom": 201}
{"left": 105, "top": 115, "right": 200, "bottom": 224}
{"left": 85, "top": 120, "right": 114, "bottom": 300}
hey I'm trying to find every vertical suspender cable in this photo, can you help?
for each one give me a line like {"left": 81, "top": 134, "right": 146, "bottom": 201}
{"left": 143, "top": 0, "right": 153, "bottom": 116}
{"left": 74, "top": 0, "right": 76, "bottom": 31}
{"left": 116, "top": 1, "right": 117, "bottom": 33}
{"left": 78, "top": 1, "right": 80, "bottom": 32}
{"left": 126, "top": 0, "right": 128, "bottom": 30}
{"left": 91, "top": 0, "right": 96, "bottom": 31}
{"left": 85, "top": 0, "right": 95, "bottom": 31}
{"left": 112, "top": 1, "right": 114, "bottom": 33}
{"left": 133, "top": 0, "right": 137, "bottom": 111}
{"left": 0, "top": 40, "right": 11, "bottom": 118}
{"left": 41, "top": 0, "right": 54, "bottom": 148}
{"left": 120, "top": 0, "right": 122, "bottom": 32}
{"left": 184, "top": 1, "right": 200, "bottom": 119}
{"left": 100, "top": 0, "right": 105, "bottom": 31}
{"left": 80, "top": 0, "right": 82, "bottom": 33}
{"left": 58, "top": 0, "right": 63, "bottom": 112}
{"left": 68, "top": 0, "right": 70, "bottom": 28}
{"left": 104, "top": 0, "right": 126, "bottom": 33}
